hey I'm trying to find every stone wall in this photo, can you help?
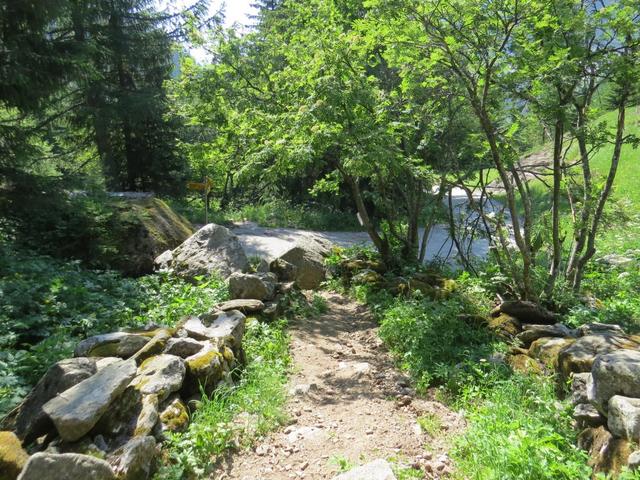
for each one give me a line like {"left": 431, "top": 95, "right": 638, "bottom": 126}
{"left": 490, "top": 302, "right": 640, "bottom": 477}
{"left": 0, "top": 225, "right": 333, "bottom": 480}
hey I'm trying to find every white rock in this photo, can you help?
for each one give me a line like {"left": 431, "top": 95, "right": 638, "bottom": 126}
{"left": 588, "top": 349, "right": 640, "bottom": 413}
{"left": 608, "top": 395, "right": 640, "bottom": 441}
{"left": 332, "top": 459, "right": 397, "bottom": 480}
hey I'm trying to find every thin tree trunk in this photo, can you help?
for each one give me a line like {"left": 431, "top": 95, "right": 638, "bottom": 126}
{"left": 546, "top": 119, "right": 564, "bottom": 296}
{"left": 573, "top": 102, "right": 627, "bottom": 290}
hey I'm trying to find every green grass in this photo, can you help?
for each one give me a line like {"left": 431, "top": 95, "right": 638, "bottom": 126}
{"left": 155, "top": 318, "right": 291, "bottom": 479}
{"left": 0, "top": 238, "right": 227, "bottom": 417}
{"left": 453, "top": 374, "right": 590, "bottom": 480}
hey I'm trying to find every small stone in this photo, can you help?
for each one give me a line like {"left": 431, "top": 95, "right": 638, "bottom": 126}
{"left": 628, "top": 450, "right": 640, "bottom": 470}
{"left": 573, "top": 403, "right": 604, "bottom": 427}
{"left": 217, "top": 299, "right": 266, "bottom": 314}
{"left": 159, "top": 396, "right": 189, "bottom": 433}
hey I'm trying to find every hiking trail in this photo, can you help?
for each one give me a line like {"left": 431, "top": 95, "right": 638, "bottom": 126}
{"left": 214, "top": 291, "right": 464, "bottom": 479}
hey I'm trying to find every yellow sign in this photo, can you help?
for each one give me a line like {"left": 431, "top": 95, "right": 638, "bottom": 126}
{"left": 187, "top": 178, "right": 213, "bottom": 192}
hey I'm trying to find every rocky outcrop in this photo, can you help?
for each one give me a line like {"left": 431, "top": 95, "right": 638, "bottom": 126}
{"left": 158, "top": 223, "right": 249, "bottom": 279}
{"left": 491, "top": 310, "right": 640, "bottom": 477}
{"left": 557, "top": 334, "right": 634, "bottom": 381}
{"left": 8, "top": 305, "right": 250, "bottom": 479}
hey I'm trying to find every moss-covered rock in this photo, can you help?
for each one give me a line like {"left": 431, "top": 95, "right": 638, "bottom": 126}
{"left": 182, "top": 344, "right": 225, "bottom": 396}
{"left": 158, "top": 396, "right": 189, "bottom": 433}
{"left": 528, "top": 337, "right": 575, "bottom": 369}
{"left": 111, "top": 198, "right": 193, "bottom": 276}
{"left": 0, "top": 431, "right": 29, "bottom": 480}
{"left": 487, "top": 313, "right": 522, "bottom": 339}
{"left": 578, "top": 426, "right": 631, "bottom": 477}
{"left": 507, "top": 354, "right": 543, "bottom": 375}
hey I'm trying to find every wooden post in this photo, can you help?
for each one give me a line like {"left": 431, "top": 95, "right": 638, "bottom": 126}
{"left": 204, "top": 177, "right": 208, "bottom": 224}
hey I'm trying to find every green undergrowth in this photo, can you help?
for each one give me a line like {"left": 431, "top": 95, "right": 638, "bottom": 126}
{"left": 155, "top": 318, "right": 291, "bottom": 479}
{"left": 354, "top": 279, "right": 592, "bottom": 479}
{"left": 169, "top": 197, "right": 362, "bottom": 231}
{"left": 0, "top": 239, "right": 227, "bottom": 417}
{"left": 334, "top": 246, "right": 640, "bottom": 479}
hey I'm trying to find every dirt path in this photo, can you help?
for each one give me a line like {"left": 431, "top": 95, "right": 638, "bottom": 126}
{"left": 214, "top": 292, "right": 464, "bottom": 480}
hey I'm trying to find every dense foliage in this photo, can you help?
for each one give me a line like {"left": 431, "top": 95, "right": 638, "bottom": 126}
{"left": 0, "top": 239, "right": 227, "bottom": 417}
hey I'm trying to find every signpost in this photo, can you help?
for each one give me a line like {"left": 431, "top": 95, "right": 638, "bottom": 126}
{"left": 187, "top": 177, "right": 213, "bottom": 224}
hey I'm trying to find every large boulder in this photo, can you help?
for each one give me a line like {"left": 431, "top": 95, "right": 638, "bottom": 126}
{"left": 0, "top": 431, "right": 28, "bottom": 480}
{"left": 228, "top": 272, "right": 277, "bottom": 301}
{"left": 332, "top": 459, "right": 397, "bottom": 480}
{"left": 492, "top": 300, "right": 556, "bottom": 324}
{"left": 608, "top": 396, "right": 640, "bottom": 441}
{"left": 17, "top": 453, "right": 115, "bottom": 480}
{"left": 589, "top": 350, "right": 640, "bottom": 413}
{"left": 42, "top": 359, "right": 137, "bottom": 442}
{"left": 74, "top": 333, "right": 149, "bottom": 359}
{"left": 162, "top": 224, "right": 249, "bottom": 279}
{"left": 276, "top": 238, "right": 329, "bottom": 289}
{"left": 110, "top": 198, "right": 193, "bottom": 276}
{"left": 14, "top": 358, "right": 99, "bottom": 442}
{"left": 557, "top": 335, "right": 636, "bottom": 382}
